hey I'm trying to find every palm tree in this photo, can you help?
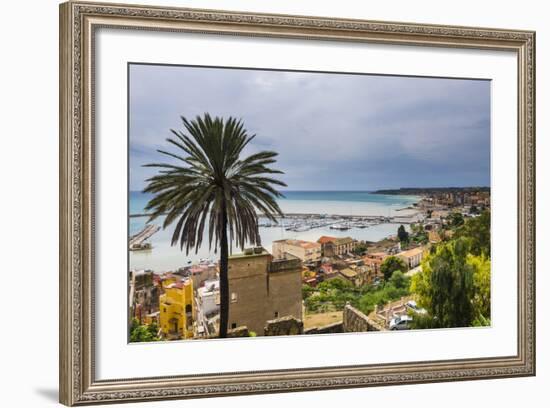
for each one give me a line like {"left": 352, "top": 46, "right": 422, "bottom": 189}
{"left": 143, "top": 113, "right": 286, "bottom": 338}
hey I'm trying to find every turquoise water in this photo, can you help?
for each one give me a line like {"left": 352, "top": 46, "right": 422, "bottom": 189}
{"left": 130, "top": 191, "right": 418, "bottom": 219}
{"left": 129, "top": 191, "right": 419, "bottom": 272}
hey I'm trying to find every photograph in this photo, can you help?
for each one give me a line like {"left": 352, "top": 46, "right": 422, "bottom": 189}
{"left": 56, "top": 1, "right": 537, "bottom": 404}
{"left": 127, "top": 64, "right": 492, "bottom": 342}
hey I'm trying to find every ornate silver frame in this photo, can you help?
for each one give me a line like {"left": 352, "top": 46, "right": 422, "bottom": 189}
{"left": 59, "top": 1, "right": 536, "bottom": 405}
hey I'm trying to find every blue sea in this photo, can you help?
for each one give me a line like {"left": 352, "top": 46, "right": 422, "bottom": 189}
{"left": 129, "top": 191, "right": 420, "bottom": 271}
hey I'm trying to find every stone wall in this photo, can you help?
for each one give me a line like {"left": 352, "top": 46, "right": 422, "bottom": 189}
{"left": 343, "top": 304, "right": 387, "bottom": 332}
{"left": 134, "top": 270, "right": 154, "bottom": 289}
{"left": 227, "top": 250, "right": 303, "bottom": 335}
{"left": 264, "top": 316, "right": 303, "bottom": 336}
{"left": 269, "top": 255, "right": 302, "bottom": 273}
{"left": 227, "top": 252, "right": 270, "bottom": 334}
{"left": 267, "top": 267, "right": 303, "bottom": 325}
{"left": 304, "top": 321, "right": 343, "bottom": 335}
{"left": 364, "top": 317, "right": 386, "bottom": 332}
{"left": 227, "top": 326, "right": 250, "bottom": 338}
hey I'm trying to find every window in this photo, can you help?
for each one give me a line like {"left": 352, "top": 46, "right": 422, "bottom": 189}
{"left": 231, "top": 323, "right": 237, "bottom": 329}
{"left": 274, "top": 311, "right": 279, "bottom": 318}
{"left": 231, "top": 292, "right": 238, "bottom": 303}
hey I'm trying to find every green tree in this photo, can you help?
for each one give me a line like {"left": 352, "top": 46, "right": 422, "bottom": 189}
{"left": 356, "top": 273, "right": 410, "bottom": 316}
{"left": 397, "top": 224, "right": 409, "bottom": 244}
{"left": 410, "top": 223, "right": 423, "bottom": 234}
{"left": 317, "top": 278, "right": 354, "bottom": 292}
{"left": 455, "top": 210, "right": 491, "bottom": 257}
{"left": 448, "top": 212, "right": 465, "bottom": 228}
{"left": 410, "top": 237, "right": 475, "bottom": 328}
{"left": 302, "top": 284, "right": 315, "bottom": 300}
{"left": 414, "top": 233, "right": 428, "bottom": 245}
{"left": 303, "top": 272, "right": 411, "bottom": 316}
{"left": 144, "top": 114, "right": 286, "bottom": 338}
{"left": 380, "top": 255, "right": 407, "bottom": 281}
{"left": 353, "top": 241, "right": 368, "bottom": 255}
{"left": 130, "top": 319, "right": 159, "bottom": 342}
{"left": 388, "top": 270, "right": 408, "bottom": 289}
{"left": 410, "top": 224, "right": 428, "bottom": 245}
{"left": 468, "top": 253, "right": 491, "bottom": 322}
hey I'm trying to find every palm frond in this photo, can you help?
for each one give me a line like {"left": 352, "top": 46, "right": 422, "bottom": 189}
{"left": 143, "top": 114, "right": 286, "bottom": 254}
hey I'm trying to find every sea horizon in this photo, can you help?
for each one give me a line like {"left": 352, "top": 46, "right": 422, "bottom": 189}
{"left": 129, "top": 190, "right": 421, "bottom": 217}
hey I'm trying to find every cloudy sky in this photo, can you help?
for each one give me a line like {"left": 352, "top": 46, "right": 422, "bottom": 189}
{"left": 129, "top": 64, "right": 490, "bottom": 191}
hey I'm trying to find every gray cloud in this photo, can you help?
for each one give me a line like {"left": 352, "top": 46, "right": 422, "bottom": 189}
{"left": 129, "top": 64, "right": 490, "bottom": 191}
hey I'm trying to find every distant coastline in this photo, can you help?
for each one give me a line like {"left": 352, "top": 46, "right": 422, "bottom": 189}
{"left": 372, "top": 186, "right": 490, "bottom": 195}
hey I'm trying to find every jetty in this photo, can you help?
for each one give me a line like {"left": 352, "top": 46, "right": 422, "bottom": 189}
{"left": 129, "top": 224, "right": 160, "bottom": 251}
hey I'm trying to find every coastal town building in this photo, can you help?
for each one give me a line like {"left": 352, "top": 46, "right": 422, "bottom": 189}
{"left": 317, "top": 236, "right": 356, "bottom": 257}
{"left": 195, "top": 279, "right": 220, "bottom": 337}
{"left": 428, "top": 229, "right": 442, "bottom": 244}
{"left": 339, "top": 268, "right": 360, "bottom": 286}
{"left": 362, "top": 265, "right": 382, "bottom": 285}
{"left": 323, "top": 271, "right": 346, "bottom": 282}
{"left": 319, "top": 263, "right": 334, "bottom": 275}
{"left": 425, "top": 189, "right": 490, "bottom": 209}
{"left": 423, "top": 220, "right": 443, "bottom": 231}
{"left": 301, "top": 267, "right": 318, "bottom": 286}
{"left": 363, "top": 252, "right": 388, "bottom": 279}
{"left": 128, "top": 186, "right": 491, "bottom": 341}
{"left": 143, "top": 311, "right": 160, "bottom": 326}
{"left": 197, "top": 280, "right": 220, "bottom": 317}
{"left": 315, "top": 263, "right": 340, "bottom": 282}
{"left": 397, "top": 247, "right": 425, "bottom": 269}
{"left": 317, "top": 236, "right": 337, "bottom": 257}
{"left": 188, "top": 263, "right": 218, "bottom": 289}
{"left": 227, "top": 247, "right": 303, "bottom": 335}
{"left": 159, "top": 278, "right": 194, "bottom": 340}
{"left": 272, "top": 239, "right": 322, "bottom": 263}
{"left": 129, "top": 269, "right": 159, "bottom": 324}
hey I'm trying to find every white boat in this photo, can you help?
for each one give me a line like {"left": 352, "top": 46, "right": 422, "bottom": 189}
{"left": 330, "top": 223, "right": 351, "bottom": 230}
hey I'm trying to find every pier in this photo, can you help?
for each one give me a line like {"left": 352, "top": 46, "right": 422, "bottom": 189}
{"left": 130, "top": 224, "right": 160, "bottom": 250}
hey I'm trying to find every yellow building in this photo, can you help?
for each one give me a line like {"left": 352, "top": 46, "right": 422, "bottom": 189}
{"left": 159, "top": 278, "right": 194, "bottom": 340}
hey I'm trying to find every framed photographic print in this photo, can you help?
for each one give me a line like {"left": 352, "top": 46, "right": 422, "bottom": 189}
{"left": 59, "top": 1, "right": 536, "bottom": 405}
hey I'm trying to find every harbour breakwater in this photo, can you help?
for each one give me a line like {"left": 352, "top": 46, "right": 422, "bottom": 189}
{"left": 129, "top": 224, "right": 160, "bottom": 251}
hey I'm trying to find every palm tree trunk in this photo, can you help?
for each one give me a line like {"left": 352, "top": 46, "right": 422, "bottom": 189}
{"left": 218, "top": 205, "right": 229, "bottom": 338}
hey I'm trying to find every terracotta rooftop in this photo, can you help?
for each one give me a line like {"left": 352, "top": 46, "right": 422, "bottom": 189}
{"left": 334, "top": 237, "right": 354, "bottom": 245}
{"left": 274, "top": 239, "right": 320, "bottom": 249}
{"left": 300, "top": 241, "right": 321, "bottom": 249}
{"left": 398, "top": 247, "right": 424, "bottom": 258}
{"left": 320, "top": 264, "right": 333, "bottom": 273}
{"left": 165, "top": 277, "right": 192, "bottom": 289}
{"left": 317, "top": 236, "right": 337, "bottom": 244}
{"left": 364, "top": 256, "right": 383, "bottom": 265}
